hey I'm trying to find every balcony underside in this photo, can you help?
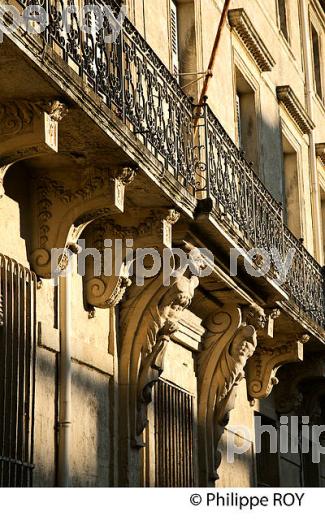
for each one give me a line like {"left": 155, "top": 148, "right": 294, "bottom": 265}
{"left": 0, "top": 8, "right": 324, "bottom": 347}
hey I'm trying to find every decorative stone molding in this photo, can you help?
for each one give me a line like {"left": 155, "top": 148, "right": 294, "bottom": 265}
{"left": 83, "top": 208, "right": 180, "bottom": 309}
{"left": 316, "top": 143, "right": 325, "bottom": 167}
{"left": 275, "top": 353, "right": 325, "bottom": 418}
{"left": 276, "top": 86, "right": 315, "bottom": 134}
{"left": 30, "top": 166, "right": 137, "bottom": 278}
{"left": 0, "top": 99, "right": 68, "bottom": 195}
{"left": 246, "top": 340, "right": 304, "bottom": 400}
{"left": 228, "top": 9, "right": 275, "bottom": 72}
{"left": 197, "top": 303, "right": 266, "bottom": 485}
{"left": 119, "top": 270, "right": 199, "bottom": 447}
{"left": 0, "top": 100, "right": 38, "bottom": 137}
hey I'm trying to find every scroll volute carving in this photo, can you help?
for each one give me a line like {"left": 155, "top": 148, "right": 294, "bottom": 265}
{"left": 197, "top": 303, "right": 266, "bottom": 485}
{"left": 119, "top": 270, "right": 198, "bottom": 447}
{"left": 0, "top": 100, "right": 68, "bottom": 194}
{"left": 246, "top": 326, "right": 308, "bottom": 401}
{"left": 29, "top": 166, "right": 137, "bottom": 278}
{"left": 83, "top": 209, "right": 180, "bottom": 309}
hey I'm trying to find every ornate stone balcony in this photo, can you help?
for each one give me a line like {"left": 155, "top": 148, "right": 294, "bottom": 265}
{"left": 3, "top": 0, "right": 325, "bottom": 331}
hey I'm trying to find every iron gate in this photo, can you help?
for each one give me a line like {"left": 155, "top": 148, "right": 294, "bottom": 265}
{"left": 154, "top": 380, "right": 195, "bottom": 487}
{"left": 0, "top": 254, "right": 37, "bottom": 487}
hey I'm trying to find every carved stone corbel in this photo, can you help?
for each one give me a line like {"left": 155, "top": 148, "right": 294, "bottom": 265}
{"left": 119, "top": 269, "right": 198, "bottom": 448}
{"left": 83, "top": 208, "right": 180, "bottom": 309}
{"left": 246, "top": 340, "right": 304, "bottom": 401}
{"left": 197, "top": 303, "right": 266, "bottom": 485}
{"left": 0, "top": 99, "right": 69, "bottom": 197}
{"left": 30, "top": 166, "right": 137, "bottom": 278}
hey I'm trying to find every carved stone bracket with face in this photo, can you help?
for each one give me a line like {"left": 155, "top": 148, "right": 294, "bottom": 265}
{"left": 83, "top": 208, "right": 180, "bottom": 309}
{"left": 29, "top": 166, "right": 137, "bottom": 278}
{"left": 119, "top": 269, "right": 198, "bottom": 448}
{"left": 197, "top": 303, "right": 265, "bottom": 485}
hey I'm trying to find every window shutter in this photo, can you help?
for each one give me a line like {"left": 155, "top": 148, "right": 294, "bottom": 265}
{"left": 170, "top": 0, "right": 180, "bottom": 79}
{"left": 236, "top": 94, "right": 242, "bottom": 149}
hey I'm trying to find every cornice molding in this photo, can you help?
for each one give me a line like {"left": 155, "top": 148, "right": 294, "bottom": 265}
{"left": 276, "top": 85, "right": 315, "bottom": 134}
{"left": 228, "top": 8, "right": 276, "bottom": 72}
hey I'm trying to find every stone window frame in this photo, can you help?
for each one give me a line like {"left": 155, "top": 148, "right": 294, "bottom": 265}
{"left": 279, "top": 117, "right": 307, "bottom": 242}
{"left": 309, "top": 5, "right": 325, "bottom": 107}
{"left": 232, "top": 50, "right": 262, "bottom": 175}
{"left": 276, "top": 0, "right": 291, "bottom": 43}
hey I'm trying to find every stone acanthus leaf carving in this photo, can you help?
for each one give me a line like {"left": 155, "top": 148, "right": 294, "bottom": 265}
{"left": 119, "top": 272, "right": 199, "bottom": 447}
{"left": 30, "top": 166, "right": 137, "bottom": 278}
{"left": 84, "top": 208, "right": 180, "bottom": 309}
{"left": 246, "top": 340, "right": 304, "bottom": 400}
{"left": 0, "top": 101, "right": 35, "bottom": 137}
{"left": 197, "top": 303, "right": 266, "bottom": 485}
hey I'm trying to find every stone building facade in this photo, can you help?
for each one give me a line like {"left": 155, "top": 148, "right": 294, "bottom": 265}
{"left": 0, "top": 0, "right": 324, "bottom": 487}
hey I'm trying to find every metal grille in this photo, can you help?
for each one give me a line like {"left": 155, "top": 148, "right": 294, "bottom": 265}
{"left": 0, "top": 255, "right": 37, "bottom": 487}
{"left": 154, "top": 380, "right": 194, "bottom": 487}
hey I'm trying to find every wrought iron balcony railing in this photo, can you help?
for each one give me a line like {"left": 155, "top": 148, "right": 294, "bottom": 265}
{"left": 9, "top": 0, "right": 325, "bottom": 328}
{"left": 195, "top": 104, "right": 325, "bottom": 328}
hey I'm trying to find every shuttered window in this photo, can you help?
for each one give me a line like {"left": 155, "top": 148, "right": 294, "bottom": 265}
{"left": 236, "top": 93, "right": 242, "bottom": 149}
{"left": 170, "top": 0, "right": 180, "bottom": 79}
{"left": 277, "top": 0, "right": 289, "bottom": 41}
{"left": 154, "top": 380, "right": 194, "bottom": 487}
{"left": 311, "top": 24, "right": 323, "bottom": 100}
{"left": 0, "top": 255, "right": 37, "bottom": 487}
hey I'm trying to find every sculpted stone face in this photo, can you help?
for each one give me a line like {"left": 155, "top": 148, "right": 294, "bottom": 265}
{"left": 230, "top": 325, "right": 257, "bottom": 366}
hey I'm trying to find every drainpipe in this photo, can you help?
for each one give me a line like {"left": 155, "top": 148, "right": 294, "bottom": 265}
{"left": 197, "top": 0, "right": 231, "bottom": 107}
{"left": 299, "top": 0, "right": 323, "bottom": 264}
{"left": 57, "top": 244, "right": 80, "bottom": 487}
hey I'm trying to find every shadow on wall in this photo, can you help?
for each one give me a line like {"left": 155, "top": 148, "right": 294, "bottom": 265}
{"left": 33, "top": 345, "right": 112, "bottom": 487}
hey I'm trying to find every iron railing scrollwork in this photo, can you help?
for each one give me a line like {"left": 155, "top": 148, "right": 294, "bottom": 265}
{"left": 16, "top": 0, "right": 196, "bottom": 189}
{"left": 12, "top": 0, "right": 325, "bottom": 328}
{"left": 195, "top": 103, "right": 324, "bottom": 328}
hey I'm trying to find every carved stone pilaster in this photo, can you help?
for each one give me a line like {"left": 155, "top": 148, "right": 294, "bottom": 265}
{"left": 119, "top": 270, "right": 198, "bottom": 447}
{"left": 30, "top": 166, "right": 137, "bottom": 278}
{"left": 83, "top": 208, "right": 180, "bottom": 309}
{"left": 197, "top": 303, "right": 266, "bottom": 485}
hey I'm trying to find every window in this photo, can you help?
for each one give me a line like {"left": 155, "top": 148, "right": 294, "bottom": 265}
{"left": 235, "top": 68, "right": 259, "bottom": 172}
{"left": 277, "top": 0, "right": 289, "bottom": 41}
{"left": 255, "top": 413, "right": 280, "bottom": 487}
{"left": 281, "top": 134, "right": 301, "bottom": 239}
{"left": 311, "top": 24, "right": 323, "bottom": 100}
{"left": 170, "top": 0, "right": 180, "bottom": 78}
{"left": 236, "top": 94, "right": 242, "bottom": 149}
{"left": 320, "top": 188, "right": 325, "bottom": 261}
